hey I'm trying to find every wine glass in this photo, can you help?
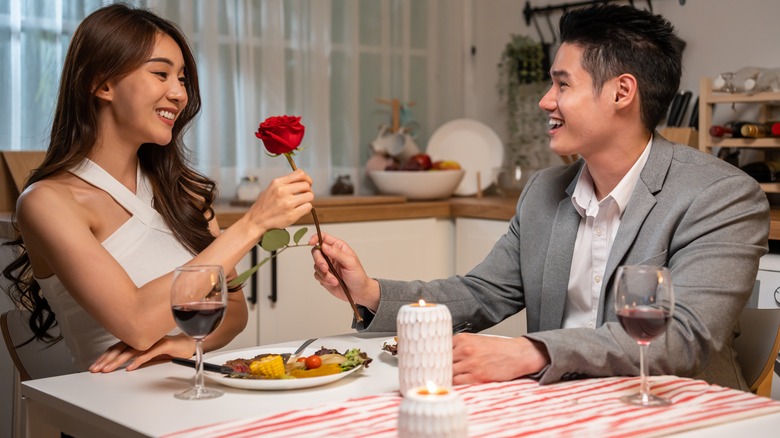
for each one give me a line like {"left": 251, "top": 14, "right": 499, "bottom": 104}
{"left": 171, "top": 265, "right": 228, "bottom": 400}
{"left": 613, "top": 264, "right": 675, "bottom": 407}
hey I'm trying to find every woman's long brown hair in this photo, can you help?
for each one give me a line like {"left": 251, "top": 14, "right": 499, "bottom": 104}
{"left": 2, "top": 4, "right": 217, "bottom": 342}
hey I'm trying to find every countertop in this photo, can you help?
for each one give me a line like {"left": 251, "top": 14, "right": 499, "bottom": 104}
{"left": 4, "top": 196, "right": 779, "bottom": 240}
{"left": 0, "top": 195, "right": 518, "bottom": 240}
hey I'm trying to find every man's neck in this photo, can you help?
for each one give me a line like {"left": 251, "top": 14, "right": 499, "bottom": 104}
{"left": 585, "top": 131, "right": 652, "bottom": 201}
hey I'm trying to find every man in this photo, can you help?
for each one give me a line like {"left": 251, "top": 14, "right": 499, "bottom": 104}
{"left": 310, "top": 4, "right": 769, "bottom": 390}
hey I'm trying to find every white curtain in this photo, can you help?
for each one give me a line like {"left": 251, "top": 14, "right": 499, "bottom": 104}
{"left": 2, "top": 0, "right": 466, "bottom": 197}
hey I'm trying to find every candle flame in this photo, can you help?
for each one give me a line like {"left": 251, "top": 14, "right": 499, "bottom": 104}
{"left": 425, "top": 380, "right": 438, "bottom": 393}
{"left": 418, "top": 299, "right": 427, "bottom": 306}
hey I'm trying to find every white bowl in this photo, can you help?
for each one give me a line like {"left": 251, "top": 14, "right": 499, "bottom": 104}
{"left": 369, "top": 170, "right": 465, "bottom": 200}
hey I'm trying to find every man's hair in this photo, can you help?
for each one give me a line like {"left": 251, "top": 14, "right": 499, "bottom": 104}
{"left": 559, "top": 4, "right": 683, "bottom": 131}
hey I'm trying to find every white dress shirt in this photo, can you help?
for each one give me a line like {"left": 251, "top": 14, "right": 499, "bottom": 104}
{"left": 562, "top": 137, "right": 653, "bottom": 329}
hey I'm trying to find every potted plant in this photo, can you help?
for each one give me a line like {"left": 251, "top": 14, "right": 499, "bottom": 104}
{"left": 495, "top": 34, "right": 556, "bottom": 197}
{"left": 497, "top": 34, "right": 547, "bottom": 169}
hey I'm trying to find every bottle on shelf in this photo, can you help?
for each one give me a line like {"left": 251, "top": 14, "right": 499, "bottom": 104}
{"left": 709, "top": 121, "right": 752, "bottom": 138}
{"left": 739, "top": 121, "right": 780, "bottom": 138}
{"left": 709, "top": 121, "right": 780, "bottom": 138}
{"left": 709, "top": 124, "right": 734, "bottom": 138}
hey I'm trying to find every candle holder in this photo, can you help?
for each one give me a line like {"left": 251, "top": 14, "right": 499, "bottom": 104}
{"left": 398, "top": 383, "right": 468, "bottom": 438}
{"left": 396, "top": 300, "right": 452, "bottom": 396}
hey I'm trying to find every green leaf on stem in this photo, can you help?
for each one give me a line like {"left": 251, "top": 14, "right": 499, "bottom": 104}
{"left": 260, "top": 229, "right": 290, "bottom": 252}
{"left": 293, "top": 227, "right": 308, "bottom": 244}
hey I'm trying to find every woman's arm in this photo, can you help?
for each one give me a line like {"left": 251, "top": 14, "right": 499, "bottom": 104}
{"left": 18, "top": 170, "right": 312, "bottom": 353}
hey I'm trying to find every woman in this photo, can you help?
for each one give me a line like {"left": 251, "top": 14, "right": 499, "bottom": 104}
{"left": 2, "top": 4, "right": 313, "bottom": 373}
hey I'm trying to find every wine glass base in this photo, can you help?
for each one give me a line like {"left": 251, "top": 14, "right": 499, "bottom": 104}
{"left": 620, "top": 392, "right": 671, "bottom": 407}
{"left": 174, "top": 385, "right": 224, "bottom": 400}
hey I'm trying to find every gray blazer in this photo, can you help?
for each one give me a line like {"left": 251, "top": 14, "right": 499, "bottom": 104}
{"left": 363, "top": 134, "right": 770, "bottom": 390}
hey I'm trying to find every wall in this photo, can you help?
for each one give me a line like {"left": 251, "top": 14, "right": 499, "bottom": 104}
{"left": 470, "top": 0, "right": 780, "bottom": 146}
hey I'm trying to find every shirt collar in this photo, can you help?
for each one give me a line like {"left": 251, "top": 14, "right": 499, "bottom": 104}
{"left": 571, "top": 135, "right": 653, "bottom": 217}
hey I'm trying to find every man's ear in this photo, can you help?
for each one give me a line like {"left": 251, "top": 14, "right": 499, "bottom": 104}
{"left": 613, "top": 73, "right": 638, "bottom": 109}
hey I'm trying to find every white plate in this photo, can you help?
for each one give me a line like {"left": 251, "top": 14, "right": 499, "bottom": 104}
{"left": 426, "top": 119, "right": 504, "bottom": 196}
{"left": 203, "top": 347, "right": 363, "bottom": 391}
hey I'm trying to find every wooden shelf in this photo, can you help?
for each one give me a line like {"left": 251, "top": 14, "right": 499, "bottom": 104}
{"left": 759, "top": 183, "right": 780, "bottom": 194}
{"left": 704, "top": 89, "right": 780, "bottom": 104}
{"left": 698, "top": 77, "right": 780, "bottom": 154}
{"left": 704, "top": 138, "right": 780, "bottom": 149}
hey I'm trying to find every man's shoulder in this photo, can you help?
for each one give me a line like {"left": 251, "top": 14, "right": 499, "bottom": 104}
{"left": 655, "top": 139, "right": 753, "bottom": 182}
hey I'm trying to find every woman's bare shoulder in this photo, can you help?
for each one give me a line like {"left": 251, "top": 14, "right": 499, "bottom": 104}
{"left": 16, "top": 173, "right": 95, "bottom": 222}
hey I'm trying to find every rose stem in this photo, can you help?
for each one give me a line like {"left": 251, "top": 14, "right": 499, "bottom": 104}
{"left": 284, "top": 153, "right": 363, "bottom": 322}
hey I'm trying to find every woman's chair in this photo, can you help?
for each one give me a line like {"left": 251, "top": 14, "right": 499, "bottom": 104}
{"left": 734, "top": 308, "right": 780, "bottom": 397}
{"left": 2, "top": 309, "right": 75, "bottom": 438}
{"left": 1, "top": 308, "right": 75, "bottom": 381}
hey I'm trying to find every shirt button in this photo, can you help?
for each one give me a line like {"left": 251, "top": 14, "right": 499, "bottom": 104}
{"left": 594, "top": 275, "right": 601, "bottom": 283}
{"left": 595, "top": 228, "right": 603, "bottom": 237}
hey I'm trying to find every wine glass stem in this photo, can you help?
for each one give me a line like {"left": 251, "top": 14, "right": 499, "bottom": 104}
{"left": 194, "top": 339, "right": 205, "bottom": 391}
{"left": 639, "top": 343, "right": 650, "bottom": 403}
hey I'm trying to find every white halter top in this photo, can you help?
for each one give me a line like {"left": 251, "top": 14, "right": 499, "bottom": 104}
{"left": 37, "top": 159, "right": 193, "bottom": 371}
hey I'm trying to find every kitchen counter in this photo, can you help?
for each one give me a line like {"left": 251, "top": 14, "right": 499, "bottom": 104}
{"left": 4, "top": 197, "right": 779, "bottom": 240}
{"left": 213, "top": 195, "right": 517, "bottom": 229}
{"left": 0, "top": 196, "right": 519, "bottom": 240}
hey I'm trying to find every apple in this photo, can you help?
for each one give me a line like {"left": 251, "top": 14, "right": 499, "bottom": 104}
{"left": 401, "top": 153, "right": 432, "bottom": 171}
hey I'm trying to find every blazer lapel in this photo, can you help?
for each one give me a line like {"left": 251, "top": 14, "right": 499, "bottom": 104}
{"left": 539, "top": 172, "right": 582, "bottom": 331}
{"left": 597, "top": 134, "right": 673, "bottom": 324}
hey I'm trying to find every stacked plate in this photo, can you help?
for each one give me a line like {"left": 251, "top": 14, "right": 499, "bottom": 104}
{"left": 426, "top": 119, "right": 504, "bottom": 196}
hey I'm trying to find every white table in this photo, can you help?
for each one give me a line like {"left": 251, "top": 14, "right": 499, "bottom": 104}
{"left": 21, "top": 332, "right": 780, "bottom": 437}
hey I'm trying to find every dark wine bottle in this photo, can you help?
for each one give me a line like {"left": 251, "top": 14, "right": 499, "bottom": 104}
{"left": 741, "top": 123, "right": 769, "bottom": 138}
{"left": 710, "top": 121, "right": 748, "bottom": 138}
{"left": 709, "top": 125, "right": 733, "bottom": 137}
{"left": 739, "top": 121, "right": 780, "bottom": 138}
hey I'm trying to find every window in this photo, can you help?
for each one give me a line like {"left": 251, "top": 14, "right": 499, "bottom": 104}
{"left": 1, "top": 0, "right": 464, "bottom": 195}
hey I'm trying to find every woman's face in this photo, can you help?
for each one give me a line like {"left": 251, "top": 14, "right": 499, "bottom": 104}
{"left": 101, "top": 33, "right": 188, "bottom": 148}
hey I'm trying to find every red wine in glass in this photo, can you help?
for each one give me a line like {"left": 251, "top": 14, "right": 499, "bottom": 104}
{"left": 613, "top": 265, "right": 675, "bottom": 407}
{"left": 172, "top": 302, "right": 226, "bottom": 339}
{"left": 617, "top": 307, "right": 671, "bottom": 344}
{"left": 171, "top": 265, "right": 228, "bottom": 400}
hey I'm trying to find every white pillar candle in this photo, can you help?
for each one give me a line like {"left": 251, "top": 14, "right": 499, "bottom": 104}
{"left": 398, "top": 381, "right": 468, "bottom": 438}
{"left": 397, "top": 300, "right": 452, "bottom": 396}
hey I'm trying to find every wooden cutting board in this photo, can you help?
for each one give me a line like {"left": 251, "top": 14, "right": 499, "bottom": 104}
{"left": 229, "top": 195, "right": 407, "bottom": 208}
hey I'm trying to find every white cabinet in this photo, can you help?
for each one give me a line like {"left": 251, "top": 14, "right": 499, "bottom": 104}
{"left": 219, "top": 218, "right": 456, "bottom": 349}
{"left": 454, "top": 218, "right": 527, "bottom": 337}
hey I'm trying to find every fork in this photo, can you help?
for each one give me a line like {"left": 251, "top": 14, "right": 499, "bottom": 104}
{"left": 286, "top": 338, "right": 318, "bottom": 364}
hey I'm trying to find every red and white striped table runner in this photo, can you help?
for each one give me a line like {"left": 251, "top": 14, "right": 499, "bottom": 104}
{"left": 164, "top": 376, "right": 780, "bottom": 437}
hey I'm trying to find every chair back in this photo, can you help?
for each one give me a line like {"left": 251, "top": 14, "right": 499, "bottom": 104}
{"left": 1, "top": 309, "right": 75, "bottom": 381}
{"left": 734, "top": 308, "right": 780, "bottom": 397}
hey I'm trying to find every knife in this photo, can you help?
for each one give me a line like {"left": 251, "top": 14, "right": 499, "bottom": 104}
{"left": 688, "top": 97, "right": 699, "bottom": 128}
{"left": 667, "top": 93, "right": 683, "bottom": 127}
{"left": 674, "top": 91, "right": 693, "bottom": 127}
{"left": 172, "top": 357, "right": 235, "bottom": 375}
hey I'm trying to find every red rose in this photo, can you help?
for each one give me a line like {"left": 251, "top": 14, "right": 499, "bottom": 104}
{"left": 255, "top": 115, "right": 305, "bottom": 155}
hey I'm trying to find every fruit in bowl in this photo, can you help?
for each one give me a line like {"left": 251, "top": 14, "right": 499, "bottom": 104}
{"left": 399, "top": 153, "right": 433, "bottom": 171}
{"left": 369, "top": 168, "right": 465, "bottom": 200}
{"left": 432, "top": 160, "right": 461, "bottom": 170}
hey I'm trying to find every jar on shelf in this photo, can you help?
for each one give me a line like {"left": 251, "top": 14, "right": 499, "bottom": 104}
{"left": 236, "top": 176, "right": 263, "bottom": 202}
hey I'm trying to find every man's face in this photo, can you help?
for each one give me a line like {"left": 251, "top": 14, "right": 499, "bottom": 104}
{"left": 538, "top": 43, "right": 617, "bottom": 159}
